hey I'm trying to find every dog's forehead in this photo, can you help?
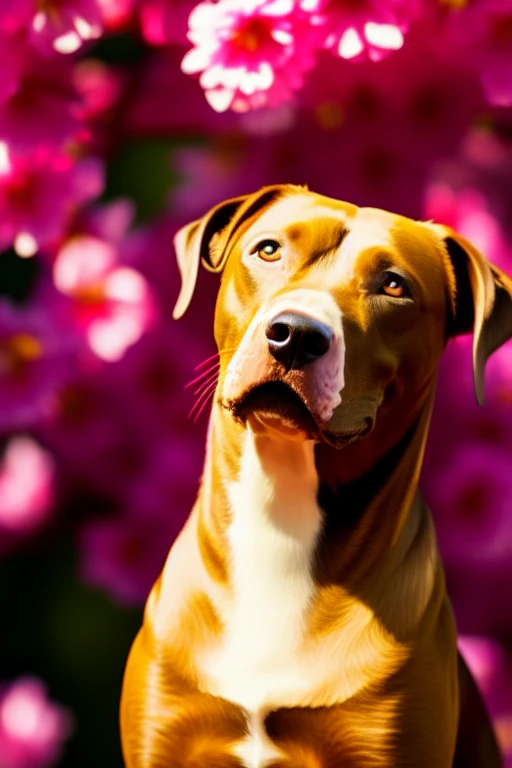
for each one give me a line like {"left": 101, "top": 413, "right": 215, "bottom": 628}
{"left": 242, "top": 193, "right": 416, "bottom": 250}
{"left": 241, "top": 193, "right": 355, "bottom": 241}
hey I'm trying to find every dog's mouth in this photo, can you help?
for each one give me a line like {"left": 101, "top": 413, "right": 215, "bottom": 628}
{"left": 224, "top": 379, "right": 375, "bottom": 447}
{"left": 226, "top": 380, "right": 318, "bottom": 437}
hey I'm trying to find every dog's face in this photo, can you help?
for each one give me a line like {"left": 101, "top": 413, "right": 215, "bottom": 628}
{"left": 174, "top": 185, "right": 512, "bottom": 448}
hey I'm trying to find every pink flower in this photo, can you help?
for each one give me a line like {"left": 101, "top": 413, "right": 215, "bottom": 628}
{"left": 140, "top": 0, "right": 197, "bottom": 46}
{"left": 98, "top": 0, "right": 136, "bottom": 30}
{"left": 79, "top": 439, "right": 201, "bottom": 604}
{"left": 79, "top": 511, "right": 177, "bottom": 605}
{"left": 0, "top": 677, "right": 72, "bottom": 768}
{"left": 181, "top": 0, "right": 320, "bottom": 113}
{"left": 0, "top": 146, "right": 104, "bottom": 255}
{"left": 124, "top": 48, "right": 237, "bottom": 136}
{"left": 316, "top": 0, "right": 417, "bottom": 62}
{"left": 0, "top": 436, "right": 55, "bottom": 536}
{"left": 0, "top": 47, "right": 82, "bottom": 152}
{"left": 441, "top": 0, "right": 512, "bottom": 107}
{"left": 0, "top": 298, "right": 77, "bottom": 430}
{"left": 52, "top": 233, "right": 157, "bottom": 362}
{"left": 427, "top": 442, "right": 512, "bottom": 570}
{"left": 424, "top": 184, "right": 512, "bottom": 272}
{"left": 29, "top": 0, "right": 103, "bottom": 56}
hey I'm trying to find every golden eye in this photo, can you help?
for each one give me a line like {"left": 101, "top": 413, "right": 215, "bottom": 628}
{"left": 254, "top": 239, "right": 281, "bottom": 262}
{"left": 380, "top": 273, "right": 408, "bottom": 298}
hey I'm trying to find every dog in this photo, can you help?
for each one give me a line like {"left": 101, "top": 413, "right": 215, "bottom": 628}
{"left": 120, "top": 184, "right": 510, "bottom": 767}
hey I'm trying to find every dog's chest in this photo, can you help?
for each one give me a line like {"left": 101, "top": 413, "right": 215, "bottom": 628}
{"left": 195, "top": 434, "right": 328, "bottom": 763}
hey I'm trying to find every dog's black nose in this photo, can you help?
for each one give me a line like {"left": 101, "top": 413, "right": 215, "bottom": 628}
{"left": 265, "top": 312, "right": 333, "bottom": 371}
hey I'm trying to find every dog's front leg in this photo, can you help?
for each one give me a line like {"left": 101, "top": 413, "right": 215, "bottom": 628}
{"left": 120, "top": 628, "right": 248, "bottom": 768}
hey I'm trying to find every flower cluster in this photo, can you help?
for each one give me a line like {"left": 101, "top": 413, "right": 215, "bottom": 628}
{"left": 1, "top": 0, "right": 512, "bottom": 766}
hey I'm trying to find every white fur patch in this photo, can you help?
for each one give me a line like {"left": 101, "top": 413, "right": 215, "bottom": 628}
{"left": 196, "top": 430, "right": 322, "bottom": 764}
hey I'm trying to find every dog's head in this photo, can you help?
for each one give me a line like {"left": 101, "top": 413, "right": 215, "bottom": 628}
{"left": 173, "top": 185, "right": 512, "bottom": 448}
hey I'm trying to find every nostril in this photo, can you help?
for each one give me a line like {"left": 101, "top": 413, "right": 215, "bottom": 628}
{"left": 266, "top": 322, "right": 290, "bottom": 344}
{"left": 304, "top": 330, "right": 332, "bottom": 358}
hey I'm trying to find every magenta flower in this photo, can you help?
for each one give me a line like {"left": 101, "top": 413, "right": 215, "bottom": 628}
{"left": 52, "top": 233, "right": 157, "bottom": 362}
{"left": 125, "top": 48, "right": 237, "bottom": 135}
{"left": 79, "top": 511, "right": 177, "bottom": 605}
{"left": 0, "top": 298, "right": 77, "bottom": 431}
{"left": 181, "top": 0, "right": 320, "bottom": 112}
{"left": 427, "top": 442, "right": 512, "bottom": 570}
{"left": 140, "top": 0, "right": 197, "bottom": 46}
{"left": 0, "top": 677, "right": 72, "bottom": 768}
{"left": 98, "top": 0, "right": 136, "bottom": 30}
{"left": 442, "top": 0, "right": 512, "bottom": 107}
{"left": 0, "top": 47, "right": 81, "bottom": 153}
{"left": 0, "top": 436, "right": 55, "bottom": 537}
{"left": 79, "top": 439, "right": 201, "bottom": 604}
{"left": 0, "top": 146, "right": 104, "bottom": 256}
{"left": 29, "top": 0, "right": 103, "bottom": 55}
{"left": 316, "top": 0, "right": 417, "bottom": 62}
{"left": 424, "top": 184, "right": 512, "bottom": 272}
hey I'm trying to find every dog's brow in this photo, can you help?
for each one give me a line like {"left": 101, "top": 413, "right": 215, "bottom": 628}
{"left": 291, "top": 219, "right": 349, "bottom": 271}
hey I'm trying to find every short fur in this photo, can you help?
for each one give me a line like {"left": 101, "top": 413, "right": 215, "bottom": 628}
{"left": 121, "top": 186, "right": 508, "bottom": 767}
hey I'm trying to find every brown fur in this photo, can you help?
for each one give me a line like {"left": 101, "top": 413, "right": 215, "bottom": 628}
{"left": 121, "top": 186, "right": 508, "bottom": 767}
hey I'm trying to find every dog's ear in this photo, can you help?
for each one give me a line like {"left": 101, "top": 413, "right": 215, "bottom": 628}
{"left": 172, "top": 194, "right": 250, "bottom": 320}
{"left": 438, "top": 225, "right": 512, "bottom": 405}
{"left": 172, "top": 185, "right": 290, "bottom": 319}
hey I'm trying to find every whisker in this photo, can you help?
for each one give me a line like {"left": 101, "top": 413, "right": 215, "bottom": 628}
{"left": 189, "top": 379, "right": 218, "bottom": 421}
{"left": 193, "top": 371, "right": 219, "bottom": 396}
{"left": 194, "top": 352, "right": 221, "bottom": 372}
{"left": 185, "top": 363, "right": 220, "bottom": 390}
{"left": 193, "top": 346, "right": 236, "bottom": 372}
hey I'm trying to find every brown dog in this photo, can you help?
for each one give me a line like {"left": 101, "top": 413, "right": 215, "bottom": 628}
{"left": 120, "top": 185, "right": 510, "bottom": 767}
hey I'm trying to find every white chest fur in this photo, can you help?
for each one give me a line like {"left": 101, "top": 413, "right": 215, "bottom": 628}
{"left": 196, "top": 430, "right": 323, "bottom": 764}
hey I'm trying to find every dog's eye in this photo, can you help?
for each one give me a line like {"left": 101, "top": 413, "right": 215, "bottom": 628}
{"left": 253, "top": 239, "right": 282, "bottom": 262}
{"left": 379, "top": 273, "right": 410, "bottom": 299}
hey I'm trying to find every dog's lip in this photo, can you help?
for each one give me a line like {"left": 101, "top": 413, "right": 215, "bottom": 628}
{"left": 224, "top": 380, "right": 319, "bottom": 434}
{"left": 318, "top": 419, "right": 374, "bottom": 448}
{"left": 222, "top": 380, "right": 374, "bottom": 447}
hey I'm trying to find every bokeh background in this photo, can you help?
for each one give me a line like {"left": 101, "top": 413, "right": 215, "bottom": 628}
{"left": 1, "top": 0, "right": 512, "bottom": 766}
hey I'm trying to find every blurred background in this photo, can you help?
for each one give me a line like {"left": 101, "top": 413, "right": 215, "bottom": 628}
{"left": 1, "top": 0, "right": 512, "bottom": 766}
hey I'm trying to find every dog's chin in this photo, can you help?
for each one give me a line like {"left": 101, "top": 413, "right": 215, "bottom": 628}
{"left": 223, "top": 381, "right": 373, "bottom": 447}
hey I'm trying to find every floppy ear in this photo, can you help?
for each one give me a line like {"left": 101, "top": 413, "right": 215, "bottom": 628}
{"left": 172, "top": 184, "right": 292, "bottom": 319}
{"left": 438, "top": 225, "right": 512, "bottom": 405}
{"left": 172, "top": 194, "right": 250, "bottom": 320}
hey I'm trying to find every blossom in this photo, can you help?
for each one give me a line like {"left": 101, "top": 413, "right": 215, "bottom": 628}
{"left": 125, "top": 48, "right": 237, "bottom": 136}
{"left": 52, "top": 233, "right": 157, "bottom": 362}
{"left": 316, "top": 0, "right": 417, "bottom": 63}
{"left": 181, "top": 0, "right": 320, "bottom": 113}
{"left": 0, "top": 297, "right": 77, "bottom": 431}
{"left": 79, "top": 439, "right": 200, "bottom": 604}
{"left": 424, "top": 184, "right": 512, "bottom": 272}
{"left": 441, "top": 0, "right": 512, "bottom": 107}
{"left": 426, "top": 442, "right": 512, "bottom": 570}
{"left": 140, "top": 0, "right": 198, "bottom": 46}
{"left": 0, "top": 437, "right": 55, "bottom": 537}
{"left": 97, "top": 0, "right": 136, "bottom": 30}
{"left": 0, "top": 146, "right": 104, "bottom": 256}
{"left": 0, "top": 47, "right": 82, "bottom": 153}
{"left": 0, "top": 677, "right": 72, "bottom": 768}
{"left": 79, "top": 510, "right": 177, "bottom": 604}
{"left": 29, "top": 0, "right": 103, "bottom": 56}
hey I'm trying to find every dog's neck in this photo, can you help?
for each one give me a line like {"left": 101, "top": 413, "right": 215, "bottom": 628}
{"left": 197, "top": 387, "right": 437, "bottom": 597}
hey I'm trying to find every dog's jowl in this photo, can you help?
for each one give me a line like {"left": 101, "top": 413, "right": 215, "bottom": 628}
{"left": 120, "top": 185, "right": 510, "bottom": 767}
